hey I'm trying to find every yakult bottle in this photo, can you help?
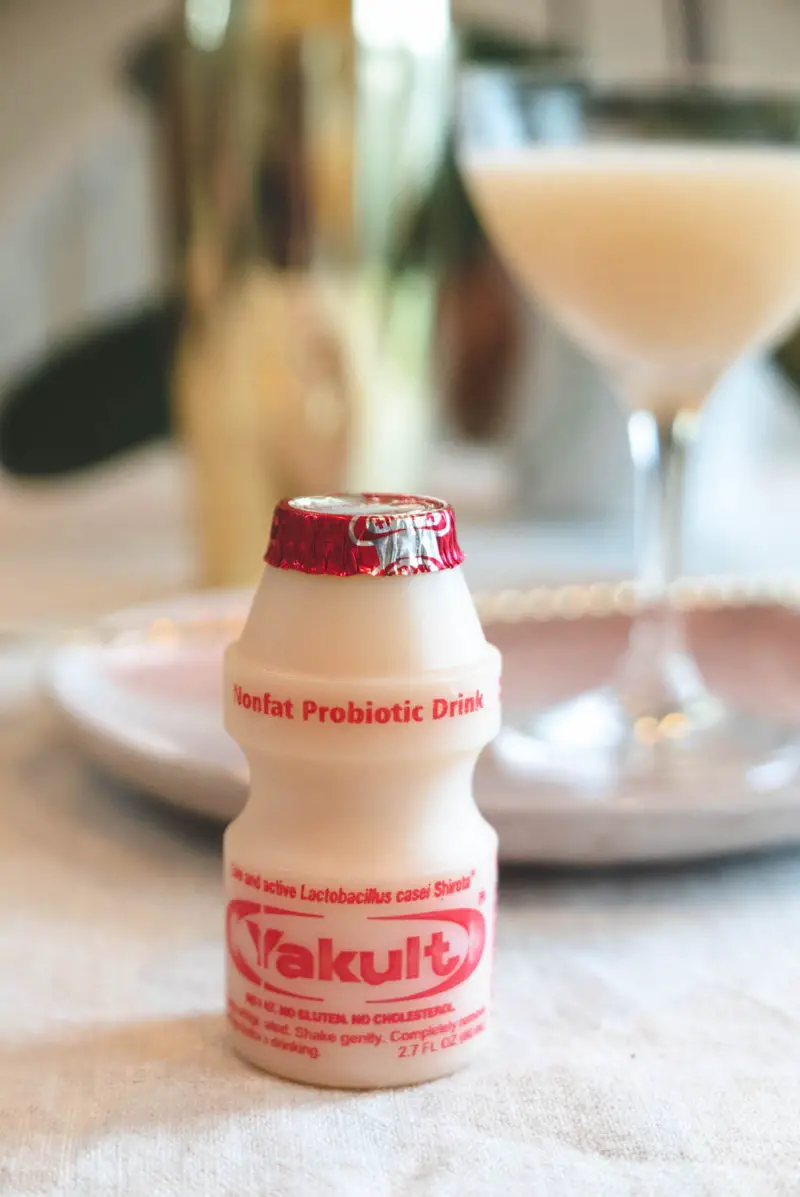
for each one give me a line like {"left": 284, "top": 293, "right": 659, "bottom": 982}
{"left": 224, "top": 494, "right": 501, "bottom": 1087}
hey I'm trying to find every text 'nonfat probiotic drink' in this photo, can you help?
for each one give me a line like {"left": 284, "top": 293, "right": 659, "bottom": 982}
{"left": 223, "top": 494, "right": 502, "bottom": 1088}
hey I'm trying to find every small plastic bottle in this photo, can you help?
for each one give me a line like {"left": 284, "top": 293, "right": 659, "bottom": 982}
{"left": 224, "top": 494, "right": 501, "bottom": 1088}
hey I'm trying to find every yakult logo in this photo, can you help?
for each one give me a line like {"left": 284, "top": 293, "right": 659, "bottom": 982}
{"left": 349, "top": 508, "right": 452, "bottom": 575}
{"left": 226, "top": 902, "right": 486, "bottom": 1005}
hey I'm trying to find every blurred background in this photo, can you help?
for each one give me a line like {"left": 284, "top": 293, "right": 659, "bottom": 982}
{"left": 3, "top": 0, "right": 800, "bottom": 624}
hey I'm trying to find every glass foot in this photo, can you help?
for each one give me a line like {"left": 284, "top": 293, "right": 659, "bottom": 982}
{"left": 493, "top": 687, "right": 800, "bottom": 806}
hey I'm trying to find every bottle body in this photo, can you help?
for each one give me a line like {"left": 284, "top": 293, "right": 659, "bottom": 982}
{"left": 223, "top": 533, "right": 501, "bottom": 1088}
{"left": 224, "top": 757, "right": 497, "bottom": 1088}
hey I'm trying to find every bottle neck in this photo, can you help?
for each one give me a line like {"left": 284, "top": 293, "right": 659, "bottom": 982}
{"left": 242, "top": 752, "right": 480, "bottom": 850}
{"left": 238, "top": 566, "right": 488, "bottom": 679}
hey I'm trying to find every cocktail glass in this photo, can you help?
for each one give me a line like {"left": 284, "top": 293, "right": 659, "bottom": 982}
{"left": 460, "top": 70, "right": 800, "bottom": 804}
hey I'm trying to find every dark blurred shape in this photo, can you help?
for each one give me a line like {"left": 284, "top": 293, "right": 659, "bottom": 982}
{"left": 390, "top": 31, "right": 574, "bottom": 445}
{"left": 669, "top": 0, "right": 711, "bottom": 67}
{"left": 597, "top": 85, "right": 800, "bottom": 144}
{"left": 0, "top": 301, "right": 181, "bottom": 477}
{"left": 776, "top": 328, "right": 800, "bottom": 392}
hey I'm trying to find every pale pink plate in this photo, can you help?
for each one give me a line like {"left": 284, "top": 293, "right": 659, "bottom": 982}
{"left": 46, "top": 583, "right": 800, "bottom": 865}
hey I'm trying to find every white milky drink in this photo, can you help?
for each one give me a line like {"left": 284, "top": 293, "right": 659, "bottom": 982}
{"left": 223, "top": 494, "right": 502, "bottom": 1088}
{"left": 464, "top": 145, "right": 800, "bottom": 416}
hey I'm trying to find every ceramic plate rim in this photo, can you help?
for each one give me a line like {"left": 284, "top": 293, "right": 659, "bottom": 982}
{"left": 44, "top": 580, "right": 800, "bottom": 862}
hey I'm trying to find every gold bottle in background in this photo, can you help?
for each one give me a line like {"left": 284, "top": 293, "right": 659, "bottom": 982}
{"left": 172, "top": 0, "right": 454, "bottom": 587}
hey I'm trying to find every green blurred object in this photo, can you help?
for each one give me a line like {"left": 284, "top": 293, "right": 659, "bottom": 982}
{"left": 598, "top": 89, "right": 800, "bottom": 145}
{"left": 0, "top": 301, "right": 181, "bottom": 477}
{"left": 776, "top": 327, "right": 800, "bottom": 390}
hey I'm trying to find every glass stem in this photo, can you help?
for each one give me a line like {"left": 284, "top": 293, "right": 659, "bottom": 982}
{"left": 616, "top": 407, "right": 707, "bottom": 720}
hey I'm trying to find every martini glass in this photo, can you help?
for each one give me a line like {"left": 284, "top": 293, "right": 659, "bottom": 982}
{"left": 459, "top": 69, "right": 800, "bottom": 804}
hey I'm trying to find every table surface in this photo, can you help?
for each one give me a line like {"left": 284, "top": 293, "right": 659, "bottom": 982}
{"left": 4, "top": 447, "right": 800, "bottom": 1196}
{"left": 4, "top": 697, "right": 800, "bottom": 1197}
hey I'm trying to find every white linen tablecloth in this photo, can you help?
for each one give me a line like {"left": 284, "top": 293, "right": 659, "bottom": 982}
{"left": 3, "top": 446, "right": 800, "bottom": 1195}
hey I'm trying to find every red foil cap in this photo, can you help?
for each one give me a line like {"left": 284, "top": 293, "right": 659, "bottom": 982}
{"left": 265, "top": 494, "right": 465, "bottom": 577}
